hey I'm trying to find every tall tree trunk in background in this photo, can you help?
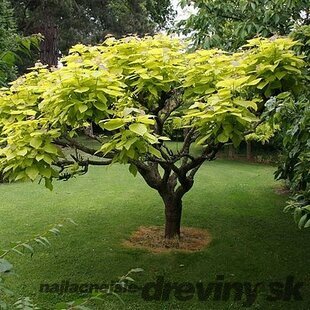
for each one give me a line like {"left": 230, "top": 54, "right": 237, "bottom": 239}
{"left": 246, "top": 141, "right": 252, "bottom": 161}
{"left": 33, "top": 3, "right": 59, "bottom": 67}
{"left": 40, "top": 25, "right": 58, "bottom": 67}
{"left": 34, "top": 24, "right": 58, "bottom": 67}
{"left": 228, "top": 144, "right": 235, "bottom": 159}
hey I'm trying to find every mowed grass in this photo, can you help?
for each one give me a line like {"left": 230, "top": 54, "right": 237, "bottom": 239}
{"left": 0, "top": 160, "right": 309, "bottom": 309}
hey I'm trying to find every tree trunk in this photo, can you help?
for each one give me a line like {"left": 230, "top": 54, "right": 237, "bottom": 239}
{"left": 246, "top": 141, "right": 252, "bottom": 161}
{"left": 163, "top": 196, "right": 183, "bottom": 239}
{"left": 228, "top": 144, "right": 235, "bottom": 159}
{"left": 39, "top": 25, "right": 58, "bottom": 67}
{"left": 33, "top": 24, "right": 58, "bottom": 67}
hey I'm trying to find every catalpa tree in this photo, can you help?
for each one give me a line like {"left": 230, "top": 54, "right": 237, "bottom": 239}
{"left": 0, "top": 36, "right": 305, "bottom": 238}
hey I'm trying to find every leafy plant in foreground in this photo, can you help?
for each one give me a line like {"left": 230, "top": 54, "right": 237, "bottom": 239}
{"left": 0, "top": 219, "right": 77, "bottom": 309}
{"left": 55, "top": 268, "right": 144, "bottom": 310}
{"left": 0, "top": 220, "right": 142, "bottom": 309}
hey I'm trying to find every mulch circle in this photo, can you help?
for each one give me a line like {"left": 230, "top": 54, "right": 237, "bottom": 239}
{"left": 123, "top": 225, "right": 212, "bottom": 253}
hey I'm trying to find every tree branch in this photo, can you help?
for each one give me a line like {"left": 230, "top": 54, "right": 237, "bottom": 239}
{"left": 54, "top": 136, "right": 114, "bottom": 159}
{"left": 55, "top": 158, "right": 112, "bottom": 167}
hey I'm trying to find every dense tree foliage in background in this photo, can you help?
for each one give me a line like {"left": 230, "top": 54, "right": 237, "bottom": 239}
{"left": 267, "top": 26, "right": 310, "bottom": 228}
{"left": 9, "top": 0, "right": 173, "bottom": 65}
{"left": 176, "top": 0, "right": 310, "bottom": 228}
{"left": 178, "top": 0, "right": 309, "bottom": 50}
{"left": 290, "top": 24, "right": 310, "bottom": 64}
{"left": 265, "top": 94, "right": 310, "bottom": 228}
{"left": 0, "top": 0, "right": 18, "bottom": 84}
{"left": 0, "top": 0, "right": 16, "bottom": 52}
{"left": 0, "top": 36, "right": 305, "bottom": 238}
{"left": 0, "top": 0, "right": 40, "bottom": 85}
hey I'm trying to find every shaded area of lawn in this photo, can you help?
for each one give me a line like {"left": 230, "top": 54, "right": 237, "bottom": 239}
{"left": 0, "top": 160, "right": 309, "bottom": 309}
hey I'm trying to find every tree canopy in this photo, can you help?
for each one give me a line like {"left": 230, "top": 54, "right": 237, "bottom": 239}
{"left": 0, "top": 0, "right": 40, "bottom": 85}
{"left": 10, "top": 0, "right": 174, "bottom": 54}
{"left": 266, "top": 26, "right": 310, "bottom": 228}
{"left": 177, "top": 0, "right": 310, "bottom": 50}
{"left": 0, "top": 0, "right": 17, "bottom": 84}
{"left": 0, "top": 0, "right": 16, "bottom": 52}
{"left": 0, "top": 35, "right": 306, "bottom": 237}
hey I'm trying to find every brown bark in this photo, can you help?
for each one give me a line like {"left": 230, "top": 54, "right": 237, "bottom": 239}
{"left": 246, "top": 141, "right": 252, "bottom": 161}
{"left": 228, "top": 144, "right": 235, "bottom": 159}
{"left": 164, "top": 200, "right": 182, "bottom": 238}
{"left": 33, "top": 24, "right": 58, "bottom": 67}
{"left": 160, "top": 190, "right": 183, "bottom": 239}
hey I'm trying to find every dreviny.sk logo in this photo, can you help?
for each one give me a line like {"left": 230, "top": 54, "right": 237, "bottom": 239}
{"left": 140, "top": 275, "right": 304, "bottom": 306}
{"left": 40, "top": 275, "right": 305, "bottom": 307}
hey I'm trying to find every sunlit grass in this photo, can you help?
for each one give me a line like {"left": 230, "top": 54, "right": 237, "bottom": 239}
{"left": 0, "top": 160, "right": 308, "bottom": 309}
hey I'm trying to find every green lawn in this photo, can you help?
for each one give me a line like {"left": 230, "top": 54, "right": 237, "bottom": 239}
{"left": 0, "top": 160, "right": 309, "bottom": 309}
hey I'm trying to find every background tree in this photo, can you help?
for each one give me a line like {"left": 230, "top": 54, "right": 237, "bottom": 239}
{"left": 0, "top": 0, "right": 18, "bottom": 84}
{"left": 265, "top": 26, "right": 310, "bottom": 228}
{"left": 0, "top": 36, "right": 305, "bottom": 238}
{"left": 0, "top": 0, "right": 40, "bottom": 85}
{"left": 10, "top": 0, "right": 174, "bottom": 66}
{"left": 0, "top": 0, "right": 16, "bottom": 52}
{"left": 175, "top": 0, "right": 310, "bottom": 161}
{"left": 177, "top": 0, "right": 310, "bottom": 50}
{"left": 265, "top": 94, "right": 310, "bottom": 228}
